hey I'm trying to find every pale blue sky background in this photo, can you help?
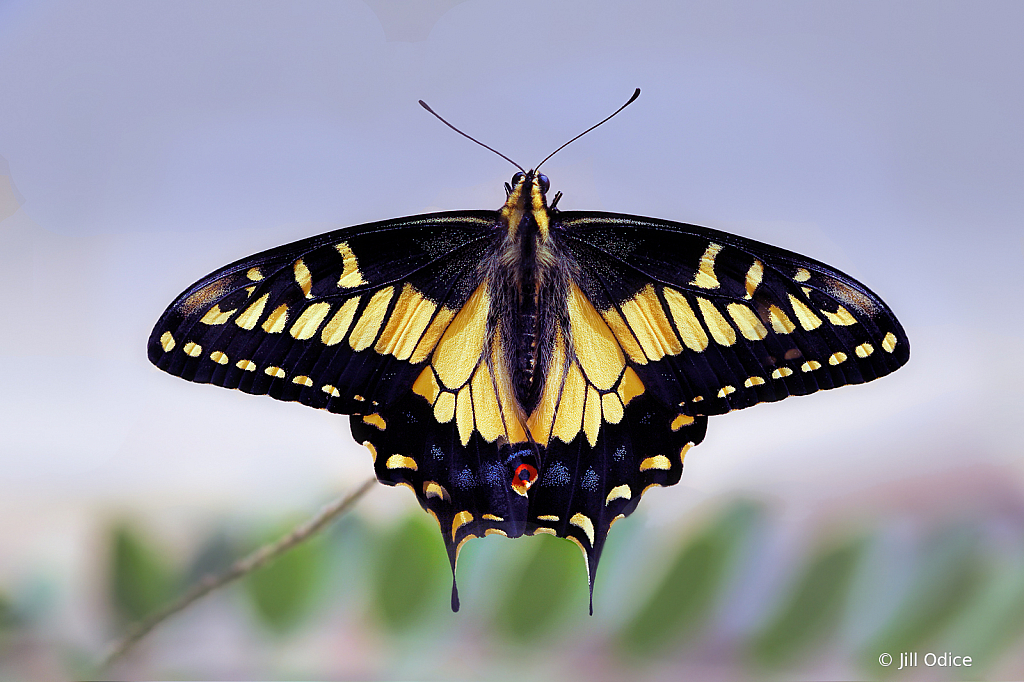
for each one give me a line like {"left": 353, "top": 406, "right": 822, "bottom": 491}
{"left": 1, "top": 0, "right": 1022, "bottom": 669}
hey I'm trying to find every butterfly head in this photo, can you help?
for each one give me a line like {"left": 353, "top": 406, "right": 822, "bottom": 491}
{"left": 501, "top": 169, "right": 551, "bottom": 240}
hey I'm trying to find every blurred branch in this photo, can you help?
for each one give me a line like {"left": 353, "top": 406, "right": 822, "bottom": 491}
{"left": 97, "top": 477, "right": 377, "bottom": 671}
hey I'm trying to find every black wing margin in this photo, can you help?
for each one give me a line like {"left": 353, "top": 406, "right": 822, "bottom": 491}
{"left": 556, "top": 212, "right": 910, "bottom": 416}
{"left": 148, "top": 212, "right": 497, "bottom": 414}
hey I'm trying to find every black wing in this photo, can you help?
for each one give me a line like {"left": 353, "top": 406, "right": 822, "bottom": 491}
{"left": 555, "top": 211, "right": 910, "bottom": 417}
{"left": 148, "top": 212, "right": 497, "bottom": 414}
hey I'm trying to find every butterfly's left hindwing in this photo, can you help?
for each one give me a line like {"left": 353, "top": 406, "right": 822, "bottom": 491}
{"left": 148, "top": 213, "right": 497, "bottom": 413}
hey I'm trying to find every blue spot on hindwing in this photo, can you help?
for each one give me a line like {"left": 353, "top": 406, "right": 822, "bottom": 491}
{"left": 541, "top": 461, "right": 570, "bottom": 487}
{"left": 453, "top": 467, "right": 475, "bottom": 489}
{"left": 480, "top": 462, "right": 504, "bottom": 486}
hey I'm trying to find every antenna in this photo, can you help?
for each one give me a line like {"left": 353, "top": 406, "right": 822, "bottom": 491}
{"left": 418, "top": 100, "right": 525, "bottom": 173}
{"left": 535, "top": 88, "right": 641, "bottom": 171}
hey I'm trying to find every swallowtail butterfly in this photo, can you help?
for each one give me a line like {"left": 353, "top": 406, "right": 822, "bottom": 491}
{"left": 148, "top": 90, "right": 909, "bottom": 612}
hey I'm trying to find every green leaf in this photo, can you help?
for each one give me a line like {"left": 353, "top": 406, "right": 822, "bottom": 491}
{"left": 861, "top": 525, "right": 984, "bottom": 672}
{"left": 938, "top": 550, "right": 1024, "bottom": 678}
{"left": 750, "top": 534, "right": 867, "bottom": 667}
{"left": 372, "top": 515, "right": 447, "bottom": 631}
{"left": 493, "top": 533, "right": 588, "bottom": 641}
{"left": 618, "top": 500, "right": 761, "bottom": 656}
{"left": 109, "top": 524, "right": 176, "bottom": 623}
{"left": 243, "top": 522, "right": 328, "bottom": 634}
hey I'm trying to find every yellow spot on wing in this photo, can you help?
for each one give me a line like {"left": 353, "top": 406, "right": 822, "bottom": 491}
{"left": 551, "top": 359, "right": 585, "bottom": 445}
{"left": 183, "top": 342, "right": 202, "bottom": 357}
{"left": 237, "top": 359, "right": 256, "bottom": 371}
{"left": 451, "top": 510, "right": 473, "bottom": 540}
{"left": 662, "top": 288, "right": 708, "bottom": 352}
{"left": 744, "top": 376, "right": 765, "bottom": 387}
{"left": 697, "top": 297, "right": 736, "bottom": 346}
{"left": 375, "top": 283, "right": 438, "bottom": 361}
{"left": 821, "top": 304, "right": 857, "bottom": 326}
{"left": 235, "top": 293, "right": 269, "bottom": 330}
{"left": 261, "top": 304, "right": 289, "bottom": 333}
{"left": 601, "top": 392, "right": 624, "bottom": 424}
{"left": 246, "top": 267, "right": 263, "bottom": 281}
{"left": 335, "top": 242, "right": 366, "bottom": 288}
{"left": 617, "top": 367, "right": 645, "bottom": 406}
{"left": 470, "top": 361, "right": 504, "bottom": 443}
{"left": 434, "top": 391, "right": 455, "bottom": 423}
{"left": 322, "top": 384, "right": 340, "bottom": 397}
{"left": 680, "top": 442, "right": 693, "bottom": 464}
{"left": 583, "top": 386, "right": 601, "bottom": 447}
{"left": 159, "top": 331, "right": 175, "bottom": 352}
{"left": 568, "top": 284, "right": 624, "bottom": 390}
{"left": 292, "top": 375, "right": 313, "bottom": 386}
{"left": 423, "top": 481, "right": 450, "bottom": 502}
{"left": 200, "top": 304, "right": 236, "bottom": 325}
{"left": 409, "top": 307, "right": 457, "bottom": 364}
{"left": 413, "top": 367, "right": 441, "bottom": 405}
{"left": 482, "top": 514, "right": 504, "bottom": 521}
{"left": 386, "top": 454, "right": 417, "bottom": 470}
{"left": 600, "top": 307, "right": 647, "bottom": 363}
{"left": 727, "top": 303, "right": 768, "bottom": 340}
{"left": 293, "top": 258, "right": 313, "bottom": 298}
{"left": 533, "top": 527, "right": 557, "bottom": 536}
{"left": 210, "top": 351, "right": 229, "bottom": 365}
{"left": 485, "top": 528, "right": 507, "bottom": 537}
{"left": 265, "top": 366, "right": 285, "bottom": 378}
{"left": 606, "top": 485, "right": 631, "bottom": 504}
{"left": 789, "top": 294, "right": 822, "bottom": 331}
{"left": 432, "top": 284, "right": 488, "bottom": 389}
{"left": 619, "top": 285, "right": 682, "bottom": 360}
{"left": 362, "top": 441, "right": 377, "bottom": 463}
{"left": 671, "top": 414, "right": 694, "bottom": 430}
{"left": 794, "top": 268, "right": 811, "bottom": 282}
{"left": 744, "top": 260, "right": 763, "bottom": 299}
{"left": 455, "top": 384, "right": 473, "bottom": 446}
{"left": 640, "top": 455, "right": 671, "bottom": 471}
{"left": 362, "top": 413, "right": 386, "bottom": 430}
{"left": 855, "top": 342, "right": 874, "bottom": 358}
{"left": 717, "top": 385, "right": 736, "bottom": 397}
{"left": 828, "top": 352, "right": 847, "bottom": 365}
{"left": 768, "top": 305, "right": 796, "bottom": 334}
{"left": 801, "top": 361, "right": 821, "bottom": 372}
{"left": 882, "top": 332, "right": 897, "bottom": 352}
{"left": 290, "top": 302, "right": 331, "bottom": 340}
{"left": 690, "top": 242, "right": 722, "bottom": 289}
{"left": 349, "top": 287, "right": 394, "bottom": 351}
{"left": 321, "top": 296, "right": 360, "bottom": 346}
{"left": 528, "top": 328, "right": 566, "bottom": 446}
{"left": 570, "top": 513, "right": 595, "bottom": 545}
{"left": 771, "top": 367, "right": 793, "bottom": 379}
{"left": 537, "top": 514, "right": 559, "bottom": 522}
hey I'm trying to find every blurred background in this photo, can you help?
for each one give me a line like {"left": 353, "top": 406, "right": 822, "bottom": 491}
{"left": 1, "top": 1, "right": 1023, "bottom": 679}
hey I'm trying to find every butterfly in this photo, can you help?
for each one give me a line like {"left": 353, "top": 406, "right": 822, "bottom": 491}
{"left": 148, "top": 90, "right": 909, "bottom": 613}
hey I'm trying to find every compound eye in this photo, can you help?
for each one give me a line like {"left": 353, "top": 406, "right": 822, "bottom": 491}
{"left": 511, "top": 171, "right": 525, "bottom": 186}
{"left": 537, "top": 174, "right": 550, "bottom": 193}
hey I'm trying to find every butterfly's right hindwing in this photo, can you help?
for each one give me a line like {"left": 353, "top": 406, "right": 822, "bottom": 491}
{"left": 148, "top": 213, "right": 497, "bottom": 414}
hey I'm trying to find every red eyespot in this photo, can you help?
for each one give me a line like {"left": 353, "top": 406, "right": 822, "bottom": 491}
{"left": 511, "top": 463, "right": 538, "bottom": 496}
